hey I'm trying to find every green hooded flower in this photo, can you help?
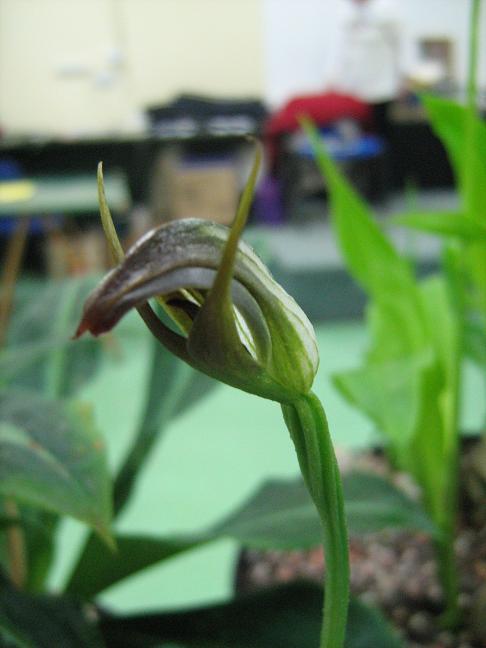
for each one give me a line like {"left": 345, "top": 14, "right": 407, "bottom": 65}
{"left": 76, "top": 150, "right": 318, "bottom": 405}
{"left": 75, "top": 146, "right": 349, "bottom": 648}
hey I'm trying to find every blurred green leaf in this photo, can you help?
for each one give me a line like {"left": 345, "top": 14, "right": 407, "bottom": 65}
{"left": 302, "top": 118, "right": 428, "bottom": 360}
{"left": 423, "top": 94, "right": 486, "bottom": 317}
{"left": 65, "top": 534, "right": 204, "bottom": 598}
{"left": 0, "top": 340, "right": 67, "bottom": 388}
{"left": 302, "top": 121, "right": 415, "bottom": 296}
{"left": 343, "top": 472, "right": 434, "bottom": 535}
{"left": 392, "top": 211, "right": 486, "bottom": 240}
{"left": 423, "top": 95, "right": 486, "bottom": 223}
{"left": 464, "top": 317, "right": 486, "bottom": 365}
{"left": 0, "top": 391, "right": 112, "bottom": 543}
{"left": 6, "top": 278, "right": 103, "bottom": 398}
{"left": 215, "top": 473, "right": 435, "bottom": 545}
{"left": 0, "top": 576, "right": 105, "bottom": 648}
{"left": 98, "top": 583, "right": 403, "bottom": 648}
{"left": 410, "top": 277, "right": 460, "bottom": 525}
{"left": 335, "top": 278, "right": 459, "bottom": 529}
{"left": 16, "top": 510, "right": 56, "bottom": 593}
{"left": 66, "top": 473, "right": 432, "bottom": 598}
{"left": 345, "top": 594, "right": 404, "bottom": 648}
{"left": 334, "top": 352, "right": 432, "bottom": 460}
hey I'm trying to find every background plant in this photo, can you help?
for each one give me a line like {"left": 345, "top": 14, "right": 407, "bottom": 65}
{"left": 393, "top": 0, "right": 486, "bottom": 387}
{"left": 304, "top": 118, "right": 461, "bottom": 625}
{"left": 0, "top": 277, "right": 112, "bottom": 592}
{"left": 302, "top": 1, "right": 485, "bottom": 628}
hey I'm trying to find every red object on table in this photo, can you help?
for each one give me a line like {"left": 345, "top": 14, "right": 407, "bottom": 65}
{"left": 265, "top": 91, "right": 371, "bottom": 137}
{"left": 264, "top": 92, "right": 372, "bottom": 170}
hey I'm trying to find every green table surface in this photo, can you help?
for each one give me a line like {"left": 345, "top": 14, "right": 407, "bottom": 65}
{"left": 0, "top": 172, "right": 130, "bottom": 217}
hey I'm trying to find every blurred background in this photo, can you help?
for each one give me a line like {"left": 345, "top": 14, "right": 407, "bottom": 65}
{"left": 0, "top": 0, "right": 485, "bottom": 621}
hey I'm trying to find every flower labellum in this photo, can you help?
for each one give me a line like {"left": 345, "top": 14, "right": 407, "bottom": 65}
{"left": 76, "top": 148, "right": 318, "bottom": 405}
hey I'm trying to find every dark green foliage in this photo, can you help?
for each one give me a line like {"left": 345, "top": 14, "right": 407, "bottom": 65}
{"left": 0, "top": 576, "right": 105, "bottom": 648}
{"left": 4, "top": 277, "right": 103, "bottom": 397}
{"left": 0, "top": 391, "right": 112, "bottom": 542}
{"left": 66, "top": 473, "right": 432, "bottom": 599}
{"left": 97, "top": 583, "right": 403, "bottom": 648}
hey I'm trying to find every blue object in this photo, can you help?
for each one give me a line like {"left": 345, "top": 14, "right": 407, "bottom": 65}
{"left": 254, "top": 175, "right": 284, "bottom": 226}
{"left": 297, "top": 128, "right": 385, "bottom": 161}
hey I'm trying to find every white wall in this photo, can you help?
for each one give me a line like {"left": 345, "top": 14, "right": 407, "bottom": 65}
{"left": 262, "top": 0, "right": 486, "bottom": 108}
{"left": 0, "top": 0, "right": 265, "bottom": 135}
{"left": 262, "top": 0, "right": 340, "bottom": 107}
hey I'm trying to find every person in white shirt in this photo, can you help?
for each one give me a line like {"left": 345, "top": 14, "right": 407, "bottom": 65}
{"left": 331, "top": 0, "right": 404, "bottom": 139}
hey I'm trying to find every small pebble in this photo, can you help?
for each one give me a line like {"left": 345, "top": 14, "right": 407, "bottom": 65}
{"left": 408, "top": 611, "right": 432, "bottom": 638}
{"left": 458, "top": 592, "right": 472, "bottom": 610}
{"left": 391, "top": 605, "right": 409, "bottom": 625}
{"left": 437, "top": 630, "right": 455, "bottom": 647}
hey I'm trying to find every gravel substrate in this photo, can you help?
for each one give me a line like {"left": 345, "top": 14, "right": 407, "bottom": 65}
{"left": 235, "top": 441, "right": 486, "bottom": 648}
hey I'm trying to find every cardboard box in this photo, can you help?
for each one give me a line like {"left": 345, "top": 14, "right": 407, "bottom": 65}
{"left": 151, "top": 152, "right": 238, "bottom": 226}
{"left": 45, "top": 229, "right": 107, "bottom": 277}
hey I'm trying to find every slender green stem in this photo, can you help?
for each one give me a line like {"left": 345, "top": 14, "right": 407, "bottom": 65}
{"left": 282, "top": 392, "right": 349, "bottom": 648}
{"left": 439, "top": 306, "right": 462, "bottom": 626}
{"left": 466, "top": 0, "right": 481, "bottom": 118}
{"left": 432, "top": 1, "right": 482, "bottom": 625}
{"left": 464, "top": 0, "right": 481, "bottom": 221}
{"left": 436, "top": 529, "right": 460, "bottom": 627}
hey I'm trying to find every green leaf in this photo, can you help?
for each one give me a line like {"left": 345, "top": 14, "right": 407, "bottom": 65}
{"left": 216, "top": 473, "right": 435, "bottom": 545}
{"left": 65, "top": 534, "right": 204, "bottom": 598}
{"left": 464, "top": 316, "right": 486, "bottom": 365}
{"left": 343, "top": 472, "right": 435, "bottom": 535}
{"left": 345, "top": 595, "right": 404, "bottom": 648}
{"left": 302, "top": 121, "right": 414, "bottom": 294}
{"left": 410, "top": 277, "right": 460, "bottom": 526}
{"left": 6, "top": 278, "right": 103, "bottom": 398}
{"left": 66, "top": 474, "right": 432, "bottom": 598}
{"left": 0, "top": 340, "right": 68, "bottom": 389}
{"left": 0, "top": 391, "right": 112, "bottom": 543}
{"left": 333, "top": 352, "right": 432, "bottom": 458}
{"left": 0, "top": 577, "right": 105, "bottom": 648}
{"left": 423, "top": 95, "right": 486, "bottom": 223}
{"left": 392, "top": 211, "right": 486, "bottom": 240}
{"left": 97, "top": 583, "right": 403, "bottom": 648}
{"left": 302, "top": 118, "right": 428, "bottom": 356}
{"left": 422, "top": 95, "right": 486, "bottom": 314}
{"left": 336, "top": 277, "right": 460, "bottom": 531}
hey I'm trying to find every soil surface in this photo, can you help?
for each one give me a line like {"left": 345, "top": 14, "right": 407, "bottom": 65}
{"left": 235, "top": 440, "right": 486, "bottom": 648}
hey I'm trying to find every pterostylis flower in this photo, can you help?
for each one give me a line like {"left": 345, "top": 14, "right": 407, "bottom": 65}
{"left": 76, "top": 146, "right": 349, "bottom": 648}
{"left": 76, "top": 150, "right": 317, "bottom": 404}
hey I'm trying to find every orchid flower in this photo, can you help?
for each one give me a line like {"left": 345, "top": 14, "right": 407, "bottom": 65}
{"left": 76, "top": 147, "right": 349, "bottom": 648}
